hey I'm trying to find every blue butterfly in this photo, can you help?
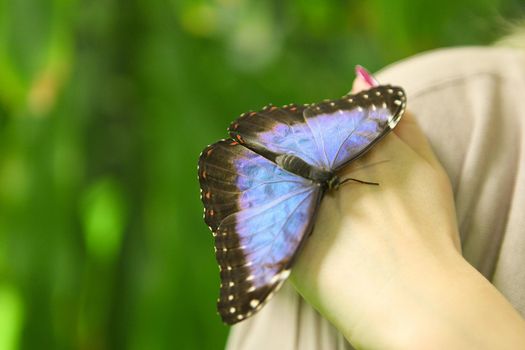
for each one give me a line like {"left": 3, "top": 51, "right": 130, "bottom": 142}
{"left": 198, "top": 85, "right": 406, "bottom": 324}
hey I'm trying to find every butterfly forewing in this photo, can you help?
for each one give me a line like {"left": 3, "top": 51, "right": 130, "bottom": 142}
{"left": 228, "top": 104, "right": 325, "bottom": 168}
{"left": 228, "top": 85, "right": 406, "bottom": 172}
{"left": 304, "top": 85, "right": 406, "bottom": 170}
{"left": 198, "top": 140, "right": 323, "bottom": 324}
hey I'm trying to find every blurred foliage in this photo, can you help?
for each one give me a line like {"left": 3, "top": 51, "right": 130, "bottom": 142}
{"left": 0, "top": 0, "right": 523, "bottom": 349}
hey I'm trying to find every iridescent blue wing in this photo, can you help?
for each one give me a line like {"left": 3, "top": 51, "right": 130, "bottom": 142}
{"left": 303, "top": 85, "right": 406, "bottom": 170}
{"left": 228, "top": 85, "right": 406, "bottom": 171}
{"left": 228, "top": 104, "right": 326, "bottom": 168}
{"left": 198, "top": 140, "right": 323, "bottom": 325}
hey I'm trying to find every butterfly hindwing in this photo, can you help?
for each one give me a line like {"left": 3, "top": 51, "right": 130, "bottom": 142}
{"left": 228, "top": 85, "right": 406, "bottom": 172}
{"left": 198, "top": 140, "right": 323, "bottom": 324}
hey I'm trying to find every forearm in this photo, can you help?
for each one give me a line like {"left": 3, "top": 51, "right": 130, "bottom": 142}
{"left": 399, "top": 252, "right": 525, "bottom": 350}
{"left": 294, "top": 239, "right": 525, "bottom": 350}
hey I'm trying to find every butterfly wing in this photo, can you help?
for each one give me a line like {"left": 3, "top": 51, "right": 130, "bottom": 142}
{"left": 303, "top": 85, "right": 406, "bottom": 170}
{"left": 198, "top": 140, "right": 323, "bottom": 324}
{"left": 228, "top": 104, "right": 326, "bottom": 168}
{"left": 228, "top": 85, "right": 406, "bottom": 172}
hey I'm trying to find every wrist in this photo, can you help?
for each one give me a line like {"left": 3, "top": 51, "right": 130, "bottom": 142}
{"left": 320, "top": 249, "right": 525, "bottom": 350}
{"left": 292, "top": 219, "right": 463, "bottom": 347}
{"left": 338, "top": 241, "right": 466, "bottom": 349}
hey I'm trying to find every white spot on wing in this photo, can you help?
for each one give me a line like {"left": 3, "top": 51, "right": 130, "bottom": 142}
{"left": 280, "top": 270, "right": 291, "bottom": 280}
{"left": 270, "top": 270, "right": 291, "bottom": 284}
{"left": 388, "top": 118, "right": 397, "bottom": 129}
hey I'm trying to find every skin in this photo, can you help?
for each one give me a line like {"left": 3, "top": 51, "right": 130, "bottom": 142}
{"left": 290, "top": 77, "right": 525, "bottom": 349}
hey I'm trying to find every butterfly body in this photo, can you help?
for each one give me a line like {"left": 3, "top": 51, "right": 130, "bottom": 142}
{"left": 198, "top": 85, "right": 406, "bottom": 324}
{"left": 274, "top": 153, "right": 335, "bottom": 186}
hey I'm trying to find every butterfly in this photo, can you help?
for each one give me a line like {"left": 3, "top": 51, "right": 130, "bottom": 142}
{"left": 198, "top": 85, "right": 406, "bottom": 324}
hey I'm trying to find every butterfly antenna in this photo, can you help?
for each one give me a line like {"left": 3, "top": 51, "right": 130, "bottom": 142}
{"left": 339, "top": 177, "right": 379, "bottom": 186}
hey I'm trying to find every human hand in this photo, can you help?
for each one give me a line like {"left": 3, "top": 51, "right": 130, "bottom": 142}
{"left": 290, "top": 68, "right": 525, "bottom": 349}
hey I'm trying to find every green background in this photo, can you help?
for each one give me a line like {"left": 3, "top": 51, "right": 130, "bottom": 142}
{"left": 0, "top": 0, "right": 523, "bottom": 349}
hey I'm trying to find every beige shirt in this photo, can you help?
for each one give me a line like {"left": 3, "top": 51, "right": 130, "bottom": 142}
{"left": 227, "top": 47, "right": 525, "bottom": 349}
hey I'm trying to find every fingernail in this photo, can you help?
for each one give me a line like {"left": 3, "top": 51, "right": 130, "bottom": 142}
{"left": 355, "top": 65, "right": 379, "bottom": 87}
